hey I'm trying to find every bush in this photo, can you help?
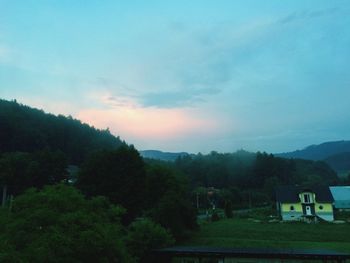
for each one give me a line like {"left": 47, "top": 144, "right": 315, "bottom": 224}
{"left": 224, "top": 201, "right": 233, "bottom": 218}
{"left": 151, "top": 191, "right": 198, "bottom": 240}
{"left": 126, "top": 219, "right": 174, "bottom": 262}
{"left": 0, "top": 184, "right": 134, "bottom": 262}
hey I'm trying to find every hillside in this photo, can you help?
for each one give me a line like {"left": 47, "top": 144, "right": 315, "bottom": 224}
{"left": 0, "top": 99, "right": 125, "bottom": 164}
{"left": 140, "top": 150, "right": 190, "bottom": 161}
{"left": 276, "top": 141, "right": 350, "bottom": 172}
{"left": 324, "top": 152, "right": 350, "bottom": 173}
{"left": 276, "top": 141, "right": 350, "bottom": 161}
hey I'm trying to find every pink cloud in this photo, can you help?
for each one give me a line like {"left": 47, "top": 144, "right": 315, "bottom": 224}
{"left": 76, "top": 106, "right": 219, "bottom": 142}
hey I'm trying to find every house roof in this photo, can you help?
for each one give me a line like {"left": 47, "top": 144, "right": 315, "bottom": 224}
{"left": 276, "top": 185, "right": 334, "bottom": 203}
{"left": 329, "top": 186, "right": 350, "bottom": 201}
{"left": 154, "top": 246, "right": 350, "bottom": 260}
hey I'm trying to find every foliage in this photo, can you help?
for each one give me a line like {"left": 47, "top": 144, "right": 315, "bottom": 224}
{"left": 0, "top": 99, "right": 124, "bottom": 164}
{"left": 324, "top": 152, "right": 350, "bottom": 172}
{"left": 151, "top": 190, "right": 198, "bottom": 240}
{"left": 126, "top": 218, "right": 174, "bottom": 262}
{"left": 77, "top": 145, "right": 146, "bottom": 223}
{"left": 175, "top": 150, "right": 256, "bottom": 189}
{"left": 77, "top": 150, "right": 197, "bottom": 240}
{"left": 145, "top": 164, "right": 188, "bottom": 208}
{"left": 224, "top": 201, "right": 233, "bottom": 218}
{"left": 0, "top": 150, "right": 67, "bottom": 196}
{"left": 145, "top": 164, "right": 198, "bottom": 240}
{"left": 0, "top": 184, "right": 134, "bottom": 262}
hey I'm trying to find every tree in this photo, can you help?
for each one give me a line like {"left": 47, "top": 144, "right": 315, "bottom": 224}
{"left": 151, "top": 191, "right": 197, "bottom": 240}
{"left": 31, "top": 150, "right": 68, "bottom": 185}
{"left": 0, "top": 151, "right": 67, "bottom": 201}
{"left": 144, "top": 164, "right": 198, "bottom": 240}
{"left": 224, "top": 200, "right": 233, "bottom": 218}
{"left": 145, "top": 164, "right": 187, "bottom": 208}
{"left": 0, "top": 184, "right": 133, "bottom": 262}
{"left": 263, "top": 176, "right": 281, "bottom": 201}
{"left": 126, "top": 219, "right": 174, "bottom": 263}
{"left": 77, "top": 145, "right": 146, "bottom": 223}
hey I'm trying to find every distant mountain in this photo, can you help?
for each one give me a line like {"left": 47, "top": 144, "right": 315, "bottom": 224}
{"left": 276, "top": 140, "right": 350, "bottom": 172}
{"left": 140, "top": 150, "right": 190, "bottom": 161}
{"left": 276, "top": 141, "right": 350, "bottom": 160}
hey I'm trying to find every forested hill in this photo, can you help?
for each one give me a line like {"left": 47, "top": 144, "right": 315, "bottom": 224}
{"left": 140, "top": 150, "right": 190, "bottom": 161}
{"left": 276, "top": 141, "right": 350, "bottom": 172}
{"left": 174, "top": 150, "right": 340, "bottom": 208}
{"left": 0, "top": 99, "right": 125, "bottom": 164}
{"left": 324, "top": 152, "right": 350, "bottom": 173}
{"left": 175, "top": 150, "right": 339, "bottom": 190}
{"left": 276, "top": 140, "right": 350, "bottom": 161}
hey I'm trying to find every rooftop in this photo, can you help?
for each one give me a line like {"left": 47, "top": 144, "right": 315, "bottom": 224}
{"left": 154, "top": 246, "right": 350, "bottom": 261}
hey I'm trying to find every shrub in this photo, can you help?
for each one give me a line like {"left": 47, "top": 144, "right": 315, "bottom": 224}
{"left": 126, "top": 219, "right": 174, "bottom": 263}
{"left": 224, "top": 201, "right": 233, "bottom": 218}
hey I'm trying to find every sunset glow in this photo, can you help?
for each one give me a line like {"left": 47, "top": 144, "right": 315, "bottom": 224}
{"left": 77, "top": 106, "right": 219, "bottom": 141}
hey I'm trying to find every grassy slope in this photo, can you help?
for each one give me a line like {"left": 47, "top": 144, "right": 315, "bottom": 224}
{"left": 183, "top": 219, "right": 350, "bottom": 252}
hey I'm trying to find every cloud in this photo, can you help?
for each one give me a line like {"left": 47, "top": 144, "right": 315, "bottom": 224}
{"left": 109, "top": 19, "right": 274, "bottom": 109}
{"left": 102, "top": 95, "right": 139, "bottom": 109}
{"left": 80, "top": 7, "right": 344, "bottom": 113}
{"left": 279, "top": 7, "right": 338, "bottom": 24}
{"left": 59, "top": 11, "right": 318, "bottom": 111}
{"left": 140, "top": 87, "right": 221, "bottom": 108}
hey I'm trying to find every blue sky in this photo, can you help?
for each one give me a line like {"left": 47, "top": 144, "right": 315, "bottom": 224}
{"left": 1, "top": 0, "right": 350, "bottom": 153}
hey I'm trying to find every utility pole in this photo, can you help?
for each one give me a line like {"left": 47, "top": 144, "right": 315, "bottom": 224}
{"left": 249, "top": 191, "right": 252, "bottom": 209}
{"left": 2, "top": 185, "right": 7, "bottom": 207}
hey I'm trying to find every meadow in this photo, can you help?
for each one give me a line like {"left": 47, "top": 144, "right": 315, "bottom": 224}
{"left": 183, "top": 218, "right": 350, "bottom": 253}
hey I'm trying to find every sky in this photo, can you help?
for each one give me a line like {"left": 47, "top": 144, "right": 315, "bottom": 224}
{"left": 1, "top": 0, "right": 350, "bottom": 154}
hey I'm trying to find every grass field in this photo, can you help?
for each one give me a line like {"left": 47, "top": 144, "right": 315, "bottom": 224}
{"left": 182, "top": 218, "right": 350, "bottom": 252}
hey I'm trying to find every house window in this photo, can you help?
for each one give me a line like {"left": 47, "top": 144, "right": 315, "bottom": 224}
{"left": 319, "top": 205, "right": 323, "bottom": 210}
{"left": 290, "top": 205, "right": 295, "bottom": 211}
{"left": 303, "top": 193, "right": 312, "bottom": 203}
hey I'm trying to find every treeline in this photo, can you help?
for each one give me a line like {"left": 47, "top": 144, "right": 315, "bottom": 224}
{"left": 0, "top": 99, "right": 124, "bottom": 164}
{"left": 174, "top": 150, "right": 340, "bottom": 209}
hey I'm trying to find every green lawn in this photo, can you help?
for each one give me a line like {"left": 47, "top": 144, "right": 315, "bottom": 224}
{"left": 182, "top": 218, "right": 350, "bottom": 252}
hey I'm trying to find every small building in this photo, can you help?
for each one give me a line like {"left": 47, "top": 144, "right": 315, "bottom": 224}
{"left": 276, "top": 185, "right": 334, "bottom": 222}
{"left": 330, "top": 186, "right": 350, "bottom": 210}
